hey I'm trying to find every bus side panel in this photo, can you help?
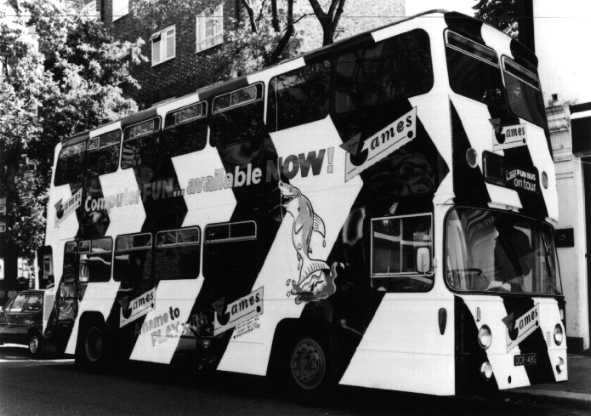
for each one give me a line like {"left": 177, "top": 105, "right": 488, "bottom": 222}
{"left": 340, "top": 294, "right": 455, "bottom": 396}
{"left": 217, "top": 117, "right": 363, "bottom": 374}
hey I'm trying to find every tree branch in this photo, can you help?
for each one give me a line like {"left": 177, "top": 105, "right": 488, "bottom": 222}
{"left": 307, "top": 0, "right": 327, "bottom": 20}
{"left": 240, "top": 0, "right": 258, "bottom": 33}
{"left": 270, "top": 0, "right": 280, "bottom": 32}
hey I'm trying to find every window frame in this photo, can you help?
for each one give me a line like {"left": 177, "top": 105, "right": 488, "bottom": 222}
{"left": 151, "top": 25, "right": 176, "bottom": 67}
{"left": 370, "top": 213, "right": 434, "bottom": 281}
{"left": 211, "top": 83, "right": 264, "bottom": 115}
{"left": 164, "top": 101, "right": 208, "bottom": 129}
{"left": 195, "top": 3, "right": 224, "bottom": 53}
{"left": 204, "top": 220, "right": 257, "bottom": 245}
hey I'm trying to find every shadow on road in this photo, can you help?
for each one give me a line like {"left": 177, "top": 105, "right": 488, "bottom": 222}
{"left": 44, "top": 355, "right": 571, "bottom": 416}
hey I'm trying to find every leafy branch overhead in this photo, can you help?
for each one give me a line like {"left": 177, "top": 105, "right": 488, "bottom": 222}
{"left": 0, "top": 0, "right": 143, "bottom": 257}
{"left": 473, "top": 0, "right": 519, "bottom": 38}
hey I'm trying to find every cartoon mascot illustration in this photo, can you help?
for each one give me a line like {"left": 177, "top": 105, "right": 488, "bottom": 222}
{"left": 278, "top": 181, "right": 338, "bottom": 304}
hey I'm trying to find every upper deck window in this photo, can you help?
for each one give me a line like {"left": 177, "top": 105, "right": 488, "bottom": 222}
{"left": 86, "top": 130, "right": 121, "bottom": 177}
{"left": 445, "top": 30, "right": 503, "bottom": 104}
{"left": 209, "top": 84, "right": 265, "bottom": 149}
{"left": 502, "top": 56, "right": 546, "bottom": 128}
{"left": 267, "top": 59, "right": 332, "bottom": 131}
{"left": 121, "top": 118, "right": 160, "bottom": 169}
{"left": 54, "top": 137, "right": 86, "bottom": 186}
{"left": 163, "top": 102, "right": 208, "bottom": 157}
{"left": 267, "top": 29, "right": 433, "bottom": 132}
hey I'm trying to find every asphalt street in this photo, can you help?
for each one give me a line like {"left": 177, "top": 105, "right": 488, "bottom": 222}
{"left": 0, "top": 345, "right": 587, "bottom": 416}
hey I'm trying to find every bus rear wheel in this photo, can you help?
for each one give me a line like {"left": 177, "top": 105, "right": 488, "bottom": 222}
{"left": 76, "top": 319, "right": 111, "bottom": 371}
{"left": 286, "top": 333, "right": 336, "bottom": 402}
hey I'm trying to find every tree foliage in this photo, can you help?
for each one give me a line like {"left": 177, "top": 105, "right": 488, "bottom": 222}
{"left": 0, "top": 0, "right": 143, "bottom": 258}
{"left": 473, "top": 0, "right": 519, "bottom": 38}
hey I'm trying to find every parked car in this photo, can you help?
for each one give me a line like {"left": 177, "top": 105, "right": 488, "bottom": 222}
{"left": 0, "top": 290, "right": 45, "bottom": 356}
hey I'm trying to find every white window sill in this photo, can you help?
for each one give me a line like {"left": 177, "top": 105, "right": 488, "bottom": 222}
{"left": 151, "top": 55, "right": 175, "bottom": 67}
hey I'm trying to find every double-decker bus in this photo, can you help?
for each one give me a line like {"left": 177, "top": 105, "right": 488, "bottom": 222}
{"left": 38, "top": 10, "right": 566, "bottom": 397}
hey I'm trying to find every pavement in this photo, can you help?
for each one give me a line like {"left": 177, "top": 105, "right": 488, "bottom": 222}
{"left": 510, "top": 353, "right": 591, "bottom": 407}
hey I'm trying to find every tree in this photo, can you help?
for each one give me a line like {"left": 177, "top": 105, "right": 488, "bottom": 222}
{"left": 0, "top": 0, "right": 144, "bottom": 259}
{"left": 307, "top": 0, "right": 346, "bottom": 46}
{"left": 473, "top": 0, "right": 519, "bottom": 38}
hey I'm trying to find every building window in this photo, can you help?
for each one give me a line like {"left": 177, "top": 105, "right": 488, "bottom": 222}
{"left": 151, "top": 26, "right": 176, "bottom": 66}
{"left": 112, "top": 0, "right": 129, "bottom": 21}
{"left": 195, "top": 3, "right": 223, "bottom": 53}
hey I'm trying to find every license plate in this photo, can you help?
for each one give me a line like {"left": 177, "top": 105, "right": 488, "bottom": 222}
{"left": 514, "top": 353, "right": 537, "bottom": 366}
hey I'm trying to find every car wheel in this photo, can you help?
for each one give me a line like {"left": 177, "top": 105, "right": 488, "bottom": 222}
{"left": 286, "top": 333, "right": 336, "bottom": 402}
{"left": 28, "top": 332, "right": 43, "bottom": 357}
{"left": 76, "top": 320, "right": 111, "bottom": 371}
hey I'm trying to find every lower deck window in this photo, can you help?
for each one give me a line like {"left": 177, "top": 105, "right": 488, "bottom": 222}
{"left": 154, "top": 227, "right": 200, "bottom": 279}
{"left": 114, "top": 233, "right": 153, "bottom": 288}
{"left": 371, "top": 213, "right": 433, "bottom": 292}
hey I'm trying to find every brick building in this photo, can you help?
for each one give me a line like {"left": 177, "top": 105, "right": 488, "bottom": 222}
{"left": 86, "top": 0, "right": 405, "bottom": 107}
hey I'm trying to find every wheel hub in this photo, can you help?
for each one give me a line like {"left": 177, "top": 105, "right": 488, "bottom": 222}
{"left": 290, "top": 338, "right": 326, "bottom": 390}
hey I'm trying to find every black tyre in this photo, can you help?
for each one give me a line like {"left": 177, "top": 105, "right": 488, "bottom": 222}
{"left": 286, "top": 333, "right": 336, "bottom": 402}
{"left": 76, "top": 319, "right": 111, "bottom": 371}
{"left": 28, "top": 331, "right": 43, "bottom": 357}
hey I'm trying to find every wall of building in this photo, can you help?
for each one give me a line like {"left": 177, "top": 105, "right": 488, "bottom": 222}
{"left": 548, "top": 103, "right": 589, "bottom": 351}
{"left": 99, "top": 0, "right": 238, "bottom": 106}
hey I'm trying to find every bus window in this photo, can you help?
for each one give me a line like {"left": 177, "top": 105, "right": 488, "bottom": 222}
{"left": 445, "top": 30, "right": 503, "bottom": 104}
{"left": 121, "top": 118, "right": 160, "bottom": 170}
{"left": 162, "top": 119, "right": 207, "bottom": 157}
{"left": 80, "top": 238, "right": 113, "bottom": 282}
{"left": 163, "top": 101, "right": 207, "bottom": 157}
{"left": 114, "top": 233, "right": 153, "bottom": 289}
{"left": 54, "top": 138, "right": 86, "bottom": 186}
{"left": 333, "top": 29, "right": 433, "bottom": 139}
{"left": 154, "top": 227, "right": 200, "bottom": 280}
{"left": 209, "top": 85, "right": 265, "bottom": 149}
{"left": 370, "top": 214, "right": 433, "bottom": 292}
{"left": 203, "top": 221, "right": 257, "bottom": 298}
{"left": 86, "top": 130, "right": 121, "bottom": 176}
{"left": 267, "top": 60, "right": 331, "bottom": 132}
{"left": 502, "top": 56, "right": 546, "bottom": 128}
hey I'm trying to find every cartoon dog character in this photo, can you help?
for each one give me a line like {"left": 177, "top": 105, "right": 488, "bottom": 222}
{"left": 278, "top": 181, "right": 337, "bottom": 304}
